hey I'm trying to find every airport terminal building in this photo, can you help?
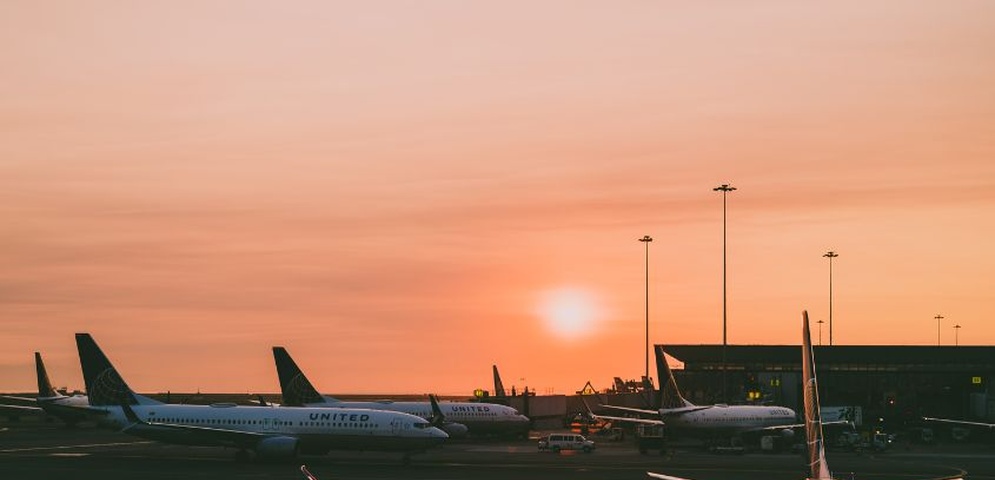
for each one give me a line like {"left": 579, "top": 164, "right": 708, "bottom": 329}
{"left": 661, "top": 345, "right": 995, "bottom": 430}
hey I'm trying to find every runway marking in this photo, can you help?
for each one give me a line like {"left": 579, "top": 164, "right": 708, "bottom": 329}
{"left": 0, "top": 441, "right": 155, "bottom": 453}
{"left": 49, "top": 453, "right": 90, "bottom": 457}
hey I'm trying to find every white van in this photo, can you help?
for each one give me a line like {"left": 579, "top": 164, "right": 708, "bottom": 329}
{"left": 538, "top": 433, "right": 595, "bottom": 453}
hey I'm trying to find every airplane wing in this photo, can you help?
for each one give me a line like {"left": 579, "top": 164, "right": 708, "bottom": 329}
{"left": 599, "top": 404, "right": 659, "bottom": 416}
{"left": 744, "top": 419, "right": 850, "bottom": 434}
{"left": 658, "top": 405, "right": 715, "bottom": 415}
{"left": 0, "top": 395, "right": 37, "bottom": 403}
{"left": 0, "top": 403, "right": 42, "bottom": 412}
{"left": 601, "top": 404, "right": 715, "bottom": 417}
{"left": 647, "top": 472, "right": 694, "bottom": 480}
{"left": 582, "top": 398, "right": 664, "bottom": 426}
{"left": 924, "top": 417, "right": 995, "bottom": 429}
{"left": 753, "top": 422, "right": 803, "bottom": 431}
{"left": 589, "top": 412, "right": 665, "bottom": 426}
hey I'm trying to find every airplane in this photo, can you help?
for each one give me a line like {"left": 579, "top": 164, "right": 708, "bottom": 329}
{"left": 272, "top": 346, "right": 531, "bottom": 438}
{"left": 648, "top": 311, "right": 835, "bottom": 480}
{"left": 591, "top": 345, "right": 800, "bottom": 447}
{"left": 0, "top": 352, "right": 95, "bottom": 426}
{"left": 75, "top": 333, "right": 448, "bottom": 462}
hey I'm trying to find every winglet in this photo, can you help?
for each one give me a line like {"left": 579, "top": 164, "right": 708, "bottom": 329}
{"left": 300, "top": 465, "right": 320, "bottom": 480}
{"left": 580, "top": 396, "right": 596, "bottom": 419}
{"left": 34, "top": 352, "right": 59, "bottom": 398}
{"left": 272, "top": 347, "right": 329, "bottom": 406}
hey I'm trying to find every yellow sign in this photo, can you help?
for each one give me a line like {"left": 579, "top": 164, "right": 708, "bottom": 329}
{"left": 972, "top": 376, "right": 982, "bottom": 385}
{"left": 474, "top": 388, "right": 484, "bottom": 398}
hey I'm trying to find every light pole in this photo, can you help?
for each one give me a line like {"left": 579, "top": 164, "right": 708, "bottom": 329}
{"left": 639, "top": 235, "right": 653, "bottom": 384}
{"left": 935, "top": 314, "right": 944, "bottom": 345}
{"left": 713, "top": 183, "right": 736, "bottom": 402}
{"left": 817, "top": 319, "right": 825, "bottom": 346}
{"left": 954, "top": 324, "right": 961, "bottom": 346}
{"left": 823, "top": 251, "right": 838, "bottom": 345}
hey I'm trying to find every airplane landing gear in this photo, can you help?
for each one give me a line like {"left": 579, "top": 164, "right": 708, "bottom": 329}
{"left": 235, "top": 449, "right": 252, "bottom": 463}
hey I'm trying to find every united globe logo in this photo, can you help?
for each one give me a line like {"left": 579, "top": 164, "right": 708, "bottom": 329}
{"left": 90, "top": 368, "right": 132, "bottom": 406}
{"left": 287, "top": 373, "right": 323, "bottom": 405}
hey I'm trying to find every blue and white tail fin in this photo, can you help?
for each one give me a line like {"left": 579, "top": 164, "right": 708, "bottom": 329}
{"left": 75, "top": 333, "right": 160, "bottom": 407}
{"left": 655, "top": 346, "right": 694, "bottom": 409}
{"left": 272, "top": 347, "right": 333, "bottom": 406}
{"left": 34, "top": 352, "right": 59, "bottom": 398}
{"left": 803, "top": 311, "right": 832, "bottom": 480}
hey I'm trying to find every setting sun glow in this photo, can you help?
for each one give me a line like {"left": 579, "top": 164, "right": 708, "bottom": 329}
{"left": 537, "top": 287, "right": 603, "bottom": 340}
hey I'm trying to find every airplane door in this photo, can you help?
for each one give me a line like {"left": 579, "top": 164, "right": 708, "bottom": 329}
{"left": 390, "top": 419, "right": 403, "bottom": 435}
{"left": 262, "top": 418, "right": 280, "bottom": 431}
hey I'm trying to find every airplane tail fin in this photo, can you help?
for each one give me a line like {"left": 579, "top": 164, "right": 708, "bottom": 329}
{"left": 655, "top": 346, "right": 694, "bottom": 409}
{"left": 428, "top": 394, "right": 446, "bottom": 427}
{"left": 492, "top": 365, "right": 506, "bottom": 398}
{"left": 34, "top": 352, "right": 59, "bottom": 398}
{"left": 75, "top": 333, "right": 146, "bottom": 407}
{"left": 272, "top": 347, "right": 329, "bottom": 406}
{"left": 802, "top": 311, "right": 832, "bottom": 480}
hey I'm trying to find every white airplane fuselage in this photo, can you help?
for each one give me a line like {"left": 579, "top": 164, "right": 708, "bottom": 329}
{"left": 662, "top": 405, "right": 797, "bottom": 437}
{"left": 304, "top": 400, "right": 531, "bottom": 436}
{"left": 97, "top": 403, "right": 448, "bottom": 453}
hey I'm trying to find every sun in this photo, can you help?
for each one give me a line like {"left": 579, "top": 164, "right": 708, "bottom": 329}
{"left": 536, "top": 287, "right": 602, "bottom": 340}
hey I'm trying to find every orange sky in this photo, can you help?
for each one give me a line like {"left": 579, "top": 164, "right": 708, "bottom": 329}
{"left": 1, "top": 1, "right": 993, "bottom": 396}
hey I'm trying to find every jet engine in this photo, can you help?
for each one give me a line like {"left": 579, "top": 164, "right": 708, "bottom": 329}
{"left": 255, "top": 436, "right": 300, "bottom": 460}
{"left": 780, "top": 428, "right": 796, "bottom": 439}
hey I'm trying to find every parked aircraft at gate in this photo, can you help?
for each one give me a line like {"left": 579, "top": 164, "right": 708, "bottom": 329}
{"left": 648, "top": 311, "right": 835, "bottom": 479}
{"left": 273, "top": 347, "right": 531, "bottom": 437}
{"left": 0, "top": 352, "right": 94, "bottom": 426}
{"left": 592, "top": 345, "right": 800, "bottom": 444}
{"left": 75, "top": 333, "right": 447, "bottom": 462}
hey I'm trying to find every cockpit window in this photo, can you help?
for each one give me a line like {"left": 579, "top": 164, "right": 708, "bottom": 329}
{"left": 413, "top": 422, "right": 430, "bottom": 429}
